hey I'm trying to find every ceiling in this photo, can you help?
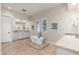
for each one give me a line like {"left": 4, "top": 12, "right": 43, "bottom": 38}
{"left": 2, "top": 3, "right": 65, "bottom": 16}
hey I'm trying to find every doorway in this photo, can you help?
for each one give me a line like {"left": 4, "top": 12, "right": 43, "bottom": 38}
{"left": 1, "top": 15, "right": 13, "bottom": 43}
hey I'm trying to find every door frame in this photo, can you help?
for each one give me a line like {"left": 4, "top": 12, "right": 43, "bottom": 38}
{"left": 1, "top": 15, "right": 13, "bottom": 43}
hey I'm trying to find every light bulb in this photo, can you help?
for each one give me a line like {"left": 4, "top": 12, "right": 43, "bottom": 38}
{"left": 8, "top": 7, "right": 12, "bottom": 10}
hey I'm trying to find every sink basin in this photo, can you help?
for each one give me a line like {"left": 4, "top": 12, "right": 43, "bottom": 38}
{"left": 31, "top": 36, "right": 45, "bottom": 45}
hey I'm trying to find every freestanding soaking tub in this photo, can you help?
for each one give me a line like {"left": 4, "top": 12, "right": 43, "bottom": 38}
{"left": 31, "top": 36, "right": 45, "bottom": 45}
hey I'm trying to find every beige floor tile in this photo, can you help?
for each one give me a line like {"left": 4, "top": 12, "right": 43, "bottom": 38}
{"left": 1, "top": 39, "right": 56, "bottom": 55}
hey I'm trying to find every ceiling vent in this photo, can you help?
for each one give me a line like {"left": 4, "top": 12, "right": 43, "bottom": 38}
{"left": 22, "top": 9, "right": 27, "bottom": 12}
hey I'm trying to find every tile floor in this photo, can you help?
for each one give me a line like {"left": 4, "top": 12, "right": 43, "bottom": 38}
{"left": 1, "top": 39, "right": 56, "bottom": 55}
{"left": 0, "top": 44, "right": 1, "bottom": 54}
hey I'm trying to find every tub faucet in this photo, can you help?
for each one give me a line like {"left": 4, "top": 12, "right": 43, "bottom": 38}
{"left": 38, "top": 32, "right": 42, "bottom": 38}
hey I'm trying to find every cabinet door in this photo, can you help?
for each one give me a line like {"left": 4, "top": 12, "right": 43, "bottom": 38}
{"left": 25, "top": 32, "right": 30, "bottom": 37}
{"left": 13, "top": 32, "right": 18, "bottom": 40}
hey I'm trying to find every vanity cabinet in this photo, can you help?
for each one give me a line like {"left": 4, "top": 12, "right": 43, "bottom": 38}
{"left": 13, "top": 31, "right": 30, "bottom": 40}
{"left": 13, "top": 19, "right": 31, "bottom": 40}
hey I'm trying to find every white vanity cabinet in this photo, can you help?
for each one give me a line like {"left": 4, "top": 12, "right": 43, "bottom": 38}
{"left": 13, "top": 19, "right": 31, "bottom": 40}
{"left": 13, "top": 31, "right": 30, "bottom": 40}
{"left": 23, "top": 31, "right": 30, "bottom": 38}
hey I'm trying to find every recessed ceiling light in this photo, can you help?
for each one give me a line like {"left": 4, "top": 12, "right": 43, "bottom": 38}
{"left": 72, "top": 3, "right": 77, "bottom": 6}
{"left": 8, "top": 7, "right": 12, "bottom": 10}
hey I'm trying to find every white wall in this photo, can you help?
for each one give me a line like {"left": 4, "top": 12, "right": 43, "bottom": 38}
{"left": 0, "top": 4, "right": 1, "bottom": 44}
{"left": 31, "top": 4, "right": 79, "bottom": 43}
{"left": 0, "top": 3, "right": 1, "bottom": 54}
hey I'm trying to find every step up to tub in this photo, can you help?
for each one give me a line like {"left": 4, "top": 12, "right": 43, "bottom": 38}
{"left": 26, "top": 39, "right": 49, "bottom": 50}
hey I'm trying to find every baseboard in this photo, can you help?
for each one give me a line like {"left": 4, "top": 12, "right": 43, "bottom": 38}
{"left": 1, "top": 41, "right": 10, "bottom": 44}
{"left": 1, "top": 37, "right": 30, "bottom": 44}
{"left": 13, "top": 37, "right": 30, "bottom": 42}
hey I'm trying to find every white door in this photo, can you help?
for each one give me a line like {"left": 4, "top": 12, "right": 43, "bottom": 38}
{"left": 1, "top": 15, "right": 12, "bottom": 43}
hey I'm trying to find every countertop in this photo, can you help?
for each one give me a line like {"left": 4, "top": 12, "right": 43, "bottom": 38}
{"left": 13, "top": 30, "right": 30, "bottom": 32}
{"left": 56, "top": 35, "right": 79, "bottom": 53}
